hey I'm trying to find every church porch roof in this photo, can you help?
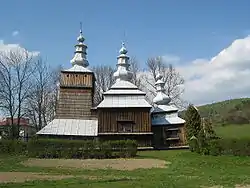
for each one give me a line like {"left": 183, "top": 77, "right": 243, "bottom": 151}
{"left": 36, "top": 119, "right": 98, "bottom": 136}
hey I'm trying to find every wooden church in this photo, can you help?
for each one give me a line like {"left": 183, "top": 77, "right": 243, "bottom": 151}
{"left": 37, "top": 28, "right": 186, "bottom": 148}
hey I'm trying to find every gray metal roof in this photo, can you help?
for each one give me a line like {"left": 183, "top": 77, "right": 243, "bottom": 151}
{"left": 110, "top": 80, "right": 138, "bottom": 89}
{"left": 97, "top": 95, "right": 152, "bottom": 108}
{"left": 36, "top": 119, "right": 98, "bottom": 136}
{"left": 97, "top": 79, "right": 151, "bottom": 108}
{"left": 151, "top": 104, "right": 178, "bottom": 113}
{"left": 104, "top": 89, "right": 145, "bottom": 95}
{"left": 64, "top": 64, "right": 93, "bottom": 73}
{"left": 152, "top": 112, "right": 185, "bottom": 125}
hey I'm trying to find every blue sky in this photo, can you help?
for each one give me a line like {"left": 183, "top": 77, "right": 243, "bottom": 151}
{"left": 1, "top": 0, "right": 250, "bottom": 70}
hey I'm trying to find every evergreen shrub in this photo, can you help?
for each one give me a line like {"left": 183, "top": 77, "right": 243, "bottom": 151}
{"left": 184, "top": 105, "right": 202, "bottom": 148}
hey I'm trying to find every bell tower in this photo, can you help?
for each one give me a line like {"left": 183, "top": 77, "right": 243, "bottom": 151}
{"left": 56, "top": 25, "right": 96, "bottom": 119}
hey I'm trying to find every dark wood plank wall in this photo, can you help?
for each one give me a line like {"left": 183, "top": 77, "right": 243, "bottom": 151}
{"left": 98, "top": 108, "right": 151, "bottom": 133}
{"left": 152, "top": 124, "right": 186, "bottom": 148}
{"left": 60, "top": 73, "right": 93, "bottom": 87}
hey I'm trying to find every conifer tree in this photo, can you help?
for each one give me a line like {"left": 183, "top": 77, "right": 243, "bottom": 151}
{"left": 203, "top": 118, "right": 217, "bottom": 139}
{"left": 184, "top": 105, "right": 202, "bottom": 141}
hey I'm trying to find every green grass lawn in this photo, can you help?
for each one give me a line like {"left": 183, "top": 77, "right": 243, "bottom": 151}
{"left": 1, "top": 124, "right": 250, "bottom": 188}
{"left": 215, "top": 124, "right": 250, "bottom": 139}
{"left": 1, "top": 150, "right": 250, "bottom": 188}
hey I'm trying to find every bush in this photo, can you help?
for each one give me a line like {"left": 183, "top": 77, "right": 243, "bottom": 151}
{"left": 27, "top": 139, "right": 137, "bottom": 159}
{"left": 197, "top": 129, "right": 209, "bottom": 155}
{"left": 189, "top": 136, "right": 199, "bottom": 153}
{"left": 207, "top": 137, "right": 222, "bottom": 156}
{"left": 194, "top": 137, "right": 250, "bottom": 157}
{"left": 0, "top": 139, "right": 27, "bottom": 155}
{"left": 219, "top": 138, "right": 250, "bottom": 156}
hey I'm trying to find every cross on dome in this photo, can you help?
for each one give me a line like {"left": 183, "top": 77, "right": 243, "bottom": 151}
{"left": 119, "top": 42, "right": 128, "bottom": 54}
{"left": 77, "top": 22, "right": 85, "bottom": 43}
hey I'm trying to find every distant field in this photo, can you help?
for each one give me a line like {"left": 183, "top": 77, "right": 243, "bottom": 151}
{"left": 215, "top": 124, "right": 250, "bottom": 139}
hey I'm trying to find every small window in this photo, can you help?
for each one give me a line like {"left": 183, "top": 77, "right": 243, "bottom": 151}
{"left": 166, "top": 129, "right": 179, "bottom": 138}
{"left": 66, "top": 74, "right": 69, "bottom": 77}
{"left": 118, "top": 122, "right": 133, "bottom": 132}
{"left": 76, "top": 75, "right": 78, "bottom": 77}
{"left": 84, "top": 75, "right": 87, "bottom": 77}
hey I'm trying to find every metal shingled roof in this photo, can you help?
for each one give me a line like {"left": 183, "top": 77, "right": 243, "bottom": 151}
{"left": 152, "top": 112, "right": 185, "bottom": 125}
{"left": 97, "top": 95, "right": 152, "bottom": 108}
{"left": 97, "top": 79, "right": 151, "bottom": 108}
{"left": 36, "top": 119, "right": 98, "bottom": 136}
{"left": 110, "top": 80, "right": 138, "bottom": 89}
{"left": 151, "top": 105, "right": 178, "bottom": 113}
{"left": 104, "top": 89, "right": 145, "bottom": 95}
{"left": 64, "top": 64, "right": 93, "bottom": 73}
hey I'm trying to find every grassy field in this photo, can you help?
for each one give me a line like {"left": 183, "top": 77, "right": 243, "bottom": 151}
{"left": 1, "top": 150, "right": 250, "bottom": 188}
{"left": 0, "top": 124, "right": 250, "bottom": 187}
{"left": 215, "top": 124, "right": 250, "bottom": 139}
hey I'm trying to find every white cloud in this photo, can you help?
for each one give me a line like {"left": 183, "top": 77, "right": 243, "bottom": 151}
{"left": 0, "top": 40, "right": 40, "bottom": 57}
{"left": 177, "top": 35, "right": 250, "bottom": 105}
{"left": 12, "top": 30, "right": 19, "bottom": 37}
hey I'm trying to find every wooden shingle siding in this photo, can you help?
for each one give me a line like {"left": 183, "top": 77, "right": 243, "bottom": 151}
{"left": 55, "top": 71, "right": 95, "bottom": 120}
{"left": 60, "top": 73, "right": 93, "bottom": 87}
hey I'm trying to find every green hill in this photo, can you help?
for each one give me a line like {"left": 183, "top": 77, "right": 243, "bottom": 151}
{"left": 197, "top": 98, "right": 250, "bottom": 125}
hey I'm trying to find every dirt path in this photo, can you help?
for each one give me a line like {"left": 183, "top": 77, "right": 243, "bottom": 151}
{"left": 0, "top": 172, "right": 137, "bottom": 183}
{"left": 0, "top": 172, "right": 77, "bottom": 183}
{"left": 22, "top": 158, "right": 169, "bottom": 171}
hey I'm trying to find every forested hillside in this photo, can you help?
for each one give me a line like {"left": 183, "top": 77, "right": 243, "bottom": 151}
{"left": 181, "top": 98, "right": 250, "bottom": 126}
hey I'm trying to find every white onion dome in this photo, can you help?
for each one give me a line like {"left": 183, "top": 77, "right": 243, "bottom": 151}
{"left": 70, "top": 28, "right": 89, "bottom": 67}
{"left": 153, "top": 73, "right": 171, "bottom": 105}
{"left": 113, "top": 42, "right": 133, "bottom": 81}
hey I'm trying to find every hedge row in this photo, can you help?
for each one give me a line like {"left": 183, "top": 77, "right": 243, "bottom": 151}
{"left": 190, "top": 137, "right": 250, "bottom": 156}
{"left": 28, "top": 139, "right": 137, "bottom": 159}
{"left": 0, "top": 139, "right": 27, "bottom": 155}
{"left": 0, "top": 139, "right": 138, "bottom": 159}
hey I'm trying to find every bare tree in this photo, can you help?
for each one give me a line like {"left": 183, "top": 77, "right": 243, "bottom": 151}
{"left": 24, "top": 59, "right": 61, "bottom": 131}
{"left": 141, "top": 56, "right": 186, "bottom": 108}
{"left": 0, "top": 49, "right": 35, "bottom": 139}
{"left": 129, "top": 56, "right": 142, "bottom": 88}
{"left": 92, "top": 65, "right": 115, "bottom": 106}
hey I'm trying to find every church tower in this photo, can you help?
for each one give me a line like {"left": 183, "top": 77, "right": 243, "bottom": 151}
{"left": 151, "top": 74, "right": 186, "bottom": 148}
{"left": 56, "top": 27, "right": 96, "bottom": 119}
{"left": 97, "top": 43, "right": 153, "bottom": 147}
{"left": 37, "top": 26, "right": 98, "bottom": 137}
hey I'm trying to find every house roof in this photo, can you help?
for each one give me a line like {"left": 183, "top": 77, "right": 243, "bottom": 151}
{"left": 36, "top": 119, "right": 98, "bottom": 136}
{"left": 0, "top": 117, "right": 30, "bottom": 127}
